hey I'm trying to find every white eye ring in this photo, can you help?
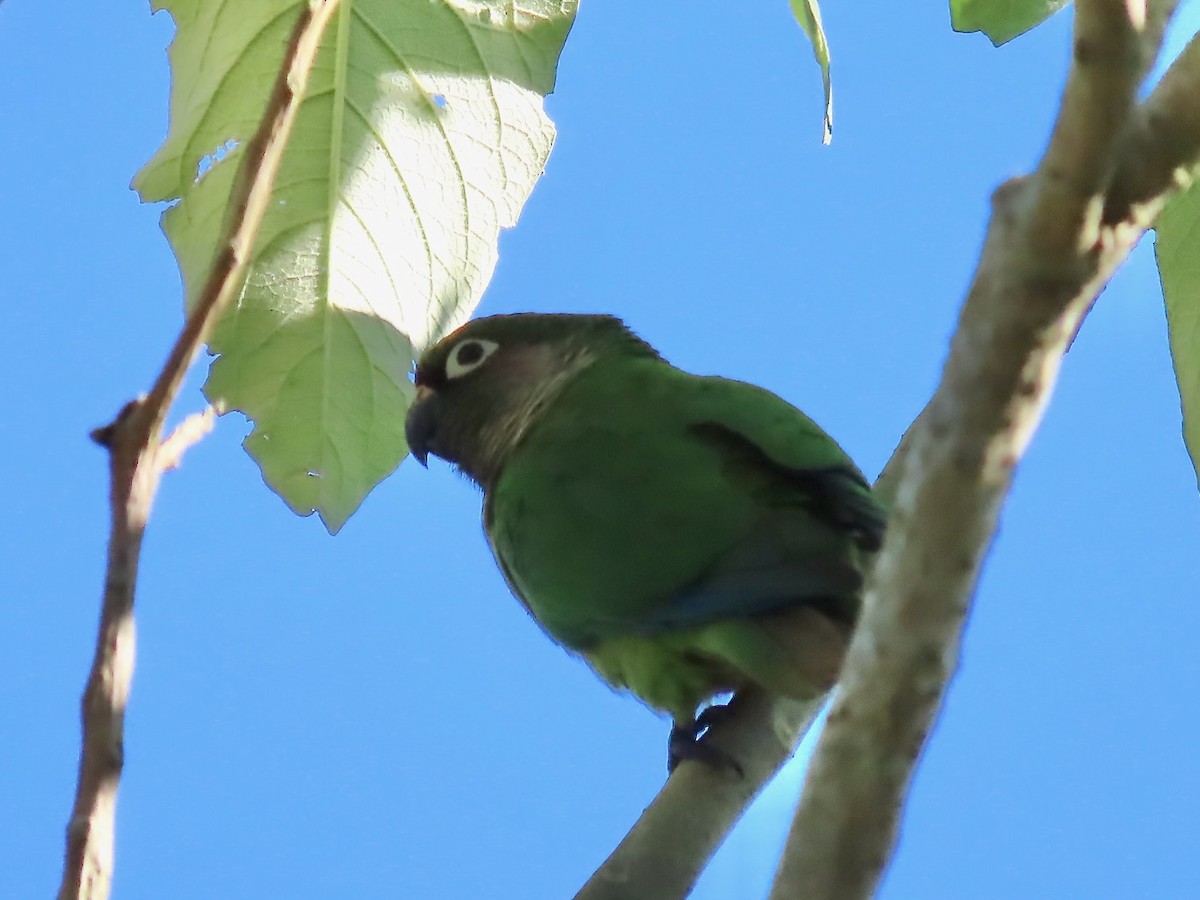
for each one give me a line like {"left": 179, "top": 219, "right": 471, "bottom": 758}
{"left": 445, "top": 338, "right": 499, "bottom": 379}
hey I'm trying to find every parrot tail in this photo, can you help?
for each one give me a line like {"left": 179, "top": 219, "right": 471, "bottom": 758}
{"left": 694, "top": 605, "right": 852, "bottom": 702}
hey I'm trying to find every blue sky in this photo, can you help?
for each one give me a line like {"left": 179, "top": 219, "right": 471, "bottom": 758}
{"left": 2, "top": 2, "right": 1199, "bottom": 898}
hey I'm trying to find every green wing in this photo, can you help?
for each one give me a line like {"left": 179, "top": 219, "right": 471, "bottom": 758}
{"left": 486, "top": 356, "right": 885, "bottom": 650}
{"left": 682, "top": 376, "right": 884, "bottom": 552}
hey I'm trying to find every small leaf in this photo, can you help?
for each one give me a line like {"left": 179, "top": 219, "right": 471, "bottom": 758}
{"left": 135, "top": 0, "right": 578, "bottom": 532}
{"left": 950, "top": 0, "right": 1070, "bottom": 46}
{"left": 788, "top": 0, "right": 833, "bottom": 144}
{"left": 1155, "top": 176, "right": 1200, "bottom": 492}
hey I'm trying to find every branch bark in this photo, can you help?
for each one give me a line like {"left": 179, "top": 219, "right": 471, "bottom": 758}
{"left": 57, "top": 4, "right": 342, "bottom": 898}
{"left": 575, "top": 692, "right": 823, "bottom": 900}
{"left": 771, "top": 4, "right": 1200, "bottom": 898}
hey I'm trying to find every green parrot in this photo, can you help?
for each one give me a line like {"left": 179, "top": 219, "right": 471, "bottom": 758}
{"left": 405, "top": 314, "right": 883, "bottom": 766}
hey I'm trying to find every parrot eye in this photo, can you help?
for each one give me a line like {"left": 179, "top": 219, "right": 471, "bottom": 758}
{"left": 444, "top": 338, "right": 499, "bottom": 379}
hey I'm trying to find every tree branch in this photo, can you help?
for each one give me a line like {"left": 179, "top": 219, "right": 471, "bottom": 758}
{"left": 770, "top": 4, "right": 1200, "bottom": 898}
{"left": 157, "top": 406, "right": 221, "bottom": 473}
{"left": 575, "top": 692, "right": 823, "bottom": 900}
{"left": 1108, "top": 13, "right": 1200, "bottom": 222}
{"left": 57, "top": 4, "right": 342, "bottom": 898}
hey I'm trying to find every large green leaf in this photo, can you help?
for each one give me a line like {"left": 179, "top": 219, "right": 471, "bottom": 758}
{"left": 788, "top": 0, "right": 832, "bottom": 144}
{"left": 1156, "top": 181, "right": 1200, "bottom": 491}
{"left": 950, "top": 0, "right": 1070, "bottom": 46}
{"left": 135, "top": 0, "right": 577, "bottom": 532}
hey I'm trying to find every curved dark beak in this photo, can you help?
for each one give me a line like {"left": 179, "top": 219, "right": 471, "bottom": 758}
{"left": 405, "top": 385, "right": 439, "bottom": 467}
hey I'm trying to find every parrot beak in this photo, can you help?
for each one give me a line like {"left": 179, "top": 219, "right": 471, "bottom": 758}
{"left": 405, "top": 385, "right": 438, "bottom": 467}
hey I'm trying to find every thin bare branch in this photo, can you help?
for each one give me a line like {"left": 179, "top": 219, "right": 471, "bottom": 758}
{"left": 57, "top": 4, "right": 343, "bottom": 898}
{"left": 158, "top": 406, "right": 221, "bottom": 473}
{"left": 770, "top": 3, "right": 1200, "bottom": 897}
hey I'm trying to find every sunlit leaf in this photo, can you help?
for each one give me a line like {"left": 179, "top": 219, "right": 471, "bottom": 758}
{"left": 135, "top": 0, "right": 577, "bottom": 531}
{"left": 950, "top": 0, "right": 1070, "bottom": 46}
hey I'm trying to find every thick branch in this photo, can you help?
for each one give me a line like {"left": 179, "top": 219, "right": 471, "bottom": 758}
{"left": 575, "top": 693, "right": 823, "bottom": 900}
{"left": 770, "top": 5, "right": 1200, "bottom": 899}
{"left": 57, "top": 4, "right": 342, "bottom": 899}
{"left": 1027, "top": 0, "right": 1149, "bottom": 257}
{"left": 1108, "top": 21, "right": 1200, "bottom": 221}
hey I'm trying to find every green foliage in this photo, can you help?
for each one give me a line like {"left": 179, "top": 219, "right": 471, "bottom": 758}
{"left": 950, "top": 0, "right": 1070, "bottom": 46}
{"left": 134, "top": 0, "right": 577, "bottom": 532}
{"left": 788, "top": 0, "right": 832, "bottom": 143}
{"left": 1156, "top": 180, "right": 1200, "bottom": 489}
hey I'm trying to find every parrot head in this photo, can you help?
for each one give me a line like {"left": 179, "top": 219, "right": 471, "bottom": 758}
{"left": 406, "top": 313, "right": 660, "bottom": 486}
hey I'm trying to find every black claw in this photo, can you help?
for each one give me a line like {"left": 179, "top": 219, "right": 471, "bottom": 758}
{"left": 666, "top": 705, "right": 744, "bottom": 777}
{"left": 694, "top": 703, "right": 736, "bottom": 733}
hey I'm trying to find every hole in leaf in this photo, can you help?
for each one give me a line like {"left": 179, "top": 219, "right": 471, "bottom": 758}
{"left": 195, "top": 139, "right": 241, "bottom": 183}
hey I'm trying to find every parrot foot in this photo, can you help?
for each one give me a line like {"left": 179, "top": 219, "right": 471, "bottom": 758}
{"left": 667, "top": 705, "right": 744, "bottom": 777}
